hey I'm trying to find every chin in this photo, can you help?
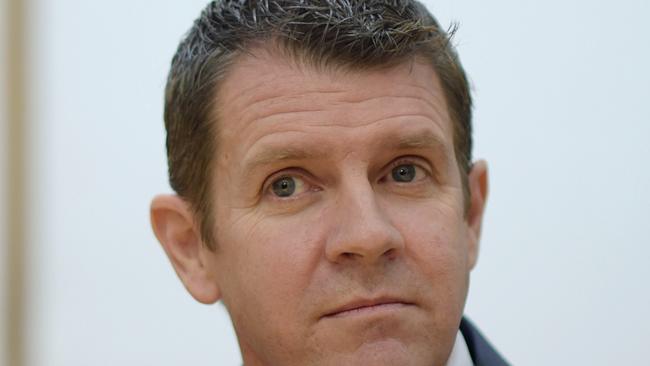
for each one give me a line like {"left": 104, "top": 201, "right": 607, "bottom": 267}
{"left": 321, "top": 338, "right": 442, "bottom": 366}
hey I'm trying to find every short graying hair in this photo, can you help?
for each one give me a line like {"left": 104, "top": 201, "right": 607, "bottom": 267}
{"left": 164, "top": 0, "right": 473, "bottom": 249}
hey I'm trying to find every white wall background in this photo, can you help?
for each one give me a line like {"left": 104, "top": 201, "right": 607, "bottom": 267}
{"left": 23, "top": 1, "right": 649, "bottom": 365}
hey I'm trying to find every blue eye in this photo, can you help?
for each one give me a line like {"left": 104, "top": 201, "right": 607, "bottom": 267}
{"left": 267, "top": 172, "right": 311, "bottom": 200}
{"left": 272, "top": 177, "right": 296, "bottom": 197}
{"left": 391, "top": 164, "right": 417, "bottom": 182}
{"left": 270, "top": 176, "right": 309, "bottom": 198}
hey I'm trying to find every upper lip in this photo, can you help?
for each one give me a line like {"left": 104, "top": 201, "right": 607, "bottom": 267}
{"left": 322, "top": 296, "right": 413, "bottom": 318}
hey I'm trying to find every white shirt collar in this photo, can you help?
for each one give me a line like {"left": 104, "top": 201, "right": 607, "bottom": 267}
{"left": 445, "top": 330, "right": 474, "bottom": 366}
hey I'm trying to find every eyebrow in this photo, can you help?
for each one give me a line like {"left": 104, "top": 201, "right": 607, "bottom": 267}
{"left": 241, "top": 129, "right": 450, "bottom": 176}
{"left": 242, "top": 144, "right": 329, "bottom": 176}
{"left": 391, "top": 130, "right": 449, "bottom": 153}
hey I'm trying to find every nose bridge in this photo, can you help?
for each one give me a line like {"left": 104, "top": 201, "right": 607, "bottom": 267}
{"left": 325, "top": 171, "right": 404, "bottom": 263}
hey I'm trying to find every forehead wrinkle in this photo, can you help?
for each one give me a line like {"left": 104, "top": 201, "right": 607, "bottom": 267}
{"left": 331, "top": 93, "right": 441, "bottom": 117}
{"left": 245, "top": 93, "right": 446, "bottom": 132}
{"left": 224, "top": 72, "right": 443, "bottom": 126}
{"left": 218, "top": 59, "right": 343, "bottom": 114}
{"left": 217, "top": 73, "right": 342, "bottom": 129}
{"left": 246, "top": 88, "right": 346, "bottom": 108}
{"left": 236, "top": 90, "right": 343, "bottom": 130}
{"left": 219, "top": 51, "right": 448, "bottom": 124}
{"left": 347, "top": 93, "right": 449, "bottom": 130}
{"left": 374, "top": 114, "right": 448, "bottom": 135}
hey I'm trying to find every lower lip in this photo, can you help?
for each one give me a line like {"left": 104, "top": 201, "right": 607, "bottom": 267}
{"left": 327, "top": 302, "right": 411, "bottom": 318}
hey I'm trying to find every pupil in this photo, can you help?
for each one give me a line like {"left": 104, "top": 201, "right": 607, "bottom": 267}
{"left": 392, "top": 164, "right": 415, "bottom": 182}
{"left": 272, "top": 177, "right": 296, "bottom": 197}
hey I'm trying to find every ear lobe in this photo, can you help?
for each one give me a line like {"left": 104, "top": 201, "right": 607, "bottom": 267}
{"left": 465, "top": 160, "right": 489, "bottom": 270}
{"left": 150, "top": 194, "right": 221, "bottom": 304}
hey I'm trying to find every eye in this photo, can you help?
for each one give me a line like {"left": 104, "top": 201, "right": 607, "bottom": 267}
{"left": 391, "top": 164, "right": 421, "bottom": 183}
{"left": 270, "top": 176, "right": 306, "bottom": 198}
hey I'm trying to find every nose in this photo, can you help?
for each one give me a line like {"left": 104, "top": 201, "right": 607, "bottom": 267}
{"left": 325, "top": 179, "right": 405, "bottom": 265}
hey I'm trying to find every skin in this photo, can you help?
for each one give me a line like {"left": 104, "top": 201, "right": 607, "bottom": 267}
{"left": 151, "top": 48, "right": 488, "bottom": 366}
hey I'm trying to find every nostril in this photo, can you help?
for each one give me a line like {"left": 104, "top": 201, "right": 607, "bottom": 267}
{"left": 339, "top": 248, "right": 396, "bottom": 261}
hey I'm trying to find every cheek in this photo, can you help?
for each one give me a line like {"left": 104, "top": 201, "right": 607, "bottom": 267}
{"left": 391, "top": 197, "right": 470, "bottom": 297}
{"left": 216, "top": 209, "right": 325, "bottom": 330}
{"left": 395, "top": 194, "right": 467, "bottom": 255}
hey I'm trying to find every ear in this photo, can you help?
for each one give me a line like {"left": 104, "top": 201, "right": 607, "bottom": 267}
{"left": 150, "top": 194, "right": 221, "bottom": 304}
{"left": 465, "top": 160, "right": 489, "bottom": 271}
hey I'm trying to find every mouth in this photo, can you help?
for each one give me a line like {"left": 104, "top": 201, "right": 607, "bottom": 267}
{"left": 323, "top": 297, "right": 414, "bottom": 319}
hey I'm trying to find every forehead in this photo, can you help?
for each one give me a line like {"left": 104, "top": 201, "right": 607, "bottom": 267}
{"left": 213, "top": 48, "right": 455, "bottom": 162}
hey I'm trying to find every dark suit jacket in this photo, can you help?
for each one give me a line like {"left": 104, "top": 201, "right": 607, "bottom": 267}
{"left": 459, "top": 317, "right": 510, "bottom": 366}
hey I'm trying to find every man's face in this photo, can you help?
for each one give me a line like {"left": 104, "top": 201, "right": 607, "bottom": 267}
{"left": 199, "top": 51, "right": 483, "bottom": 366}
